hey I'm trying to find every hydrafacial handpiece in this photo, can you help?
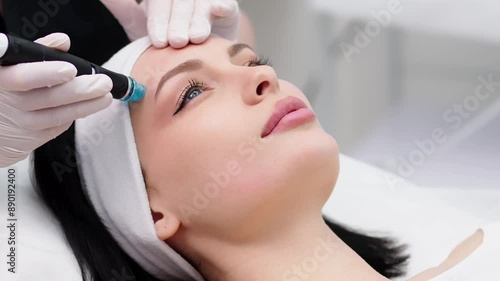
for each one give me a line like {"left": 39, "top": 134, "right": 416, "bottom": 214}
{"left": 0, "top": 33, "right": 146, "bottom": 102}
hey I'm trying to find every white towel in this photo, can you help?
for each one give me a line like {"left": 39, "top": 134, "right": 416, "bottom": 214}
{"left": 75, "top": 37, "right": 204, "bottom": 281}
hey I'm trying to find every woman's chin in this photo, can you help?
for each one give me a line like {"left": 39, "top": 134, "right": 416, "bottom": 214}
{"left": 270, "top": 125, "right": 339, "bottom": 188}
{"left": 300, "top": 133, "right": 339, "bottom": 195}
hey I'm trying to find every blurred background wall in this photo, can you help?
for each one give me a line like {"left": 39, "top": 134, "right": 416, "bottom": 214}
{"left": 240, "top": 0, "right": 500, "bottom": 189}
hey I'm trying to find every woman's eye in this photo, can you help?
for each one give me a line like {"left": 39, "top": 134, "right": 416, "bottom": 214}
{"left": 186, "top": 88, "right": 203, "bottom": 101}
{"left": 173, "top": 79, "right": 205, "bottom": 115}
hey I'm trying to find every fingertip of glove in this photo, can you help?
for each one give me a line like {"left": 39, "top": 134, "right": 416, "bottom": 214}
{"left": 189, "top": 34, "right": 210, "bottom": 45}
{"left": 35, "top": 33, "right": 71, "bottom": 51}
{"left": 189, "top": 26, "right": 211, "bottom": 44}
{"left": 84, "top": 93, "right": 113, "bottom": 117}
{"left": 151, "top": 39, "right": 168, "bottom": 48}
{"left": 149, "top": 30, "right": 168, "bottom": 48}
{"left": 169, "top": 35, "right": 189, "bottom": 49}
{"left": 104, "top": 93, "right": 114, "bottom": 105}
{"left": 94, "top": 74, "right": 114, "bottom": 93}
{"left": 50, "top": 32, "right": 71, "bottom": 44}
{"left": 98, "top": 93, "right": 114, "bottom": 110}
{"left": 56, "top": 63, "right": 78, "bottom": 79}
{"left": 148, "top": 19, "right": 169, "bottom": 48}
{"left": 211, "top": 0, "right": 239, "bottom": 17}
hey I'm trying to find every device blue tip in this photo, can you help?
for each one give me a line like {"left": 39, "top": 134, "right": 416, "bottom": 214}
{"left": 123, "top": 77, "right": 146, "bottom": 102}
{"left": 130, "top": 82, "right": 147, "bottom": 102}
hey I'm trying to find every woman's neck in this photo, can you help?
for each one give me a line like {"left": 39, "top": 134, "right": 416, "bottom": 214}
{"left": 192, "top": 215, "right": 390, "bottom": 281}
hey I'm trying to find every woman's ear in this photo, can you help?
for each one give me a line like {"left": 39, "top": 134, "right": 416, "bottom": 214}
{"left": 152, "top": 210, "right": 181, "bottom": 241}
{"left": 147, "top": 186, "right": 181, "bottom": 241}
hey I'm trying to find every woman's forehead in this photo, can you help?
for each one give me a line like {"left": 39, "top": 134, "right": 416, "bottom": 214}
{"left": 138, "top": 36, "right": 231, "bottom": 69}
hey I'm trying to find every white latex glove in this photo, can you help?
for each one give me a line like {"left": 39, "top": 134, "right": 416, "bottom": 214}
{"left": 101, "top": 0, "right": 240, "bottom": 48}
{"left": 0, "top": 33, "right": 113, "bottom": 168}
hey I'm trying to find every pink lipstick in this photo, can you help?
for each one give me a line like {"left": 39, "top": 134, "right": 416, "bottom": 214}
{"left": 261, "top": 96, "right": 316, "bottom": 138}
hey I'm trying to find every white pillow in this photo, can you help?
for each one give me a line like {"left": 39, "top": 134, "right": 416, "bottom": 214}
{"left": 0, "top": 154, "right": 492, "bottom": 280}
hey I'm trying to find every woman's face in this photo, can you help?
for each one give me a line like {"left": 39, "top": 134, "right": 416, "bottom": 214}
{"left": 129, "top": 36, "right": 339, "bottom": 246}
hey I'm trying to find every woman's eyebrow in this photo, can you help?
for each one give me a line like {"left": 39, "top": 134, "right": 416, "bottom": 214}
{"left": 154, "top": 43, "right": 255, "bottom": 101}
{"left": 228, "top": 43, "right": 254, "bottom": 57}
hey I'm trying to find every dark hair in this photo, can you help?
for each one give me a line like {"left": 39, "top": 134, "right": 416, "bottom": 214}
{"left": 33, "top": 124, "right": 409, "bottom": 281}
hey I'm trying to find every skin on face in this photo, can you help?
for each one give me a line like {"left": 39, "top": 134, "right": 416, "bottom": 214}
{"left": 129, "top": 36, "right": 339, "bottom": 259}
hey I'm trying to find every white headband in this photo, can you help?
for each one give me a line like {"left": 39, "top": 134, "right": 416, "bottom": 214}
{"left": 75, "top": 37, "right": 204, "bottom": 281}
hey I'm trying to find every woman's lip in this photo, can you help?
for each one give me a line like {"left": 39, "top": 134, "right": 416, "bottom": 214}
{"left": 261, "top": 96, "right": 316, "bottom": 138}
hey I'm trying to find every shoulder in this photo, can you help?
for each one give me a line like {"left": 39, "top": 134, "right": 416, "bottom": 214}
{"left": 407, "top": 228, "right": 484, "bottom": 281}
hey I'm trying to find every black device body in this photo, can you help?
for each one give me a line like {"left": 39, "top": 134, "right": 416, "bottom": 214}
{"left": 0, "top": 34, "right": 129, "bottom": 100}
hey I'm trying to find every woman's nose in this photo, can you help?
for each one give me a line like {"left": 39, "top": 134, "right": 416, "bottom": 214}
{"left": 241, "top": 66, "right": 280, "bottom": 106}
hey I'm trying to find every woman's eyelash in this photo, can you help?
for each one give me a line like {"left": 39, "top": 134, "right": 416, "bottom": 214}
{"left": 173, "top": 55, "right": 273, "bottom": 115}
{"left": 247, "top": 55, "right": 273, "bottom": 67}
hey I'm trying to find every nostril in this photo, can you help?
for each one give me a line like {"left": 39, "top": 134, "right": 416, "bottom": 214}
{"left": 256, "top": 81, "right": 270, "bottom": 96}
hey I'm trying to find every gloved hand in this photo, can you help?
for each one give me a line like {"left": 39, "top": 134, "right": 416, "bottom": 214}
{"left": 100, "top": 0, "right": 240, "bottom": 48}
{"left": 0, "top": 33, "right": 113, "bottom": 168}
